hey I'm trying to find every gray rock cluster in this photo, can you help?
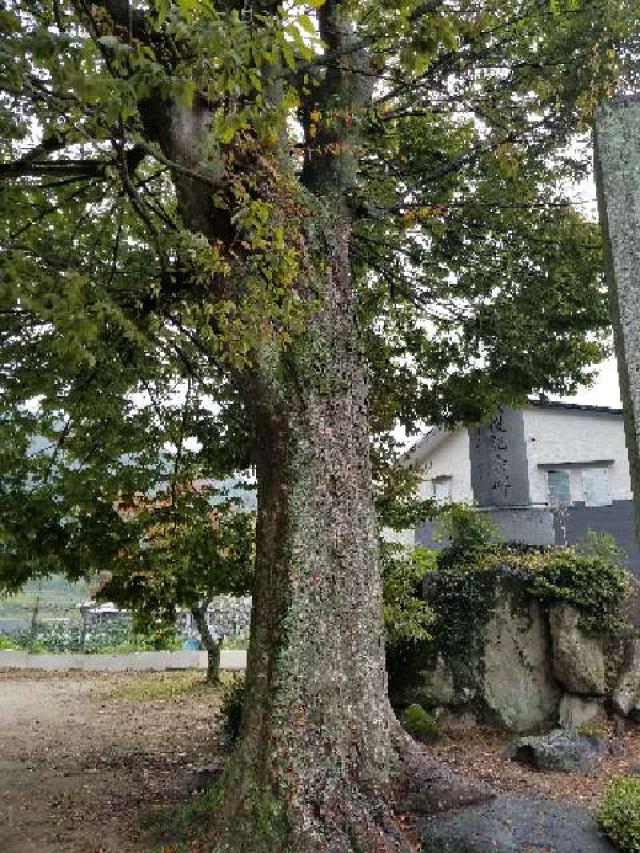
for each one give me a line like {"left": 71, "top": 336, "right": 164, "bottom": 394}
{"left": 392, "top": 582, "right": 640, "bottom": 733}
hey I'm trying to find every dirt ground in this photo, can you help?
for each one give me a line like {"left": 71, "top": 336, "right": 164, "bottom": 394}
{"left": 0, "top": 669, "right": 224, "bottom": 853}
{"left": 1, "top": 671, "right": 639, "bottom": 852}
{"left": 430, "top": 722, "right": 640, "bottom": 810}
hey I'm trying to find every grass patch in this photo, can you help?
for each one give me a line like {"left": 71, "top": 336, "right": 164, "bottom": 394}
{"left": 112, "top": 672, "right": 222, "bottom": 702}
{"left": 142, "top": 787, "right": 219, "bottom": 851}
{"left": 221, "top": 637, "right": 249, "bottom": 651}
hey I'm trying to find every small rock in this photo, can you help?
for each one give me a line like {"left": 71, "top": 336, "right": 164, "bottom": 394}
{"left": 416, "top": 654, "right": 458, "bottom": 707}
{"left": 192, "top": 762, "right": 224, "bottom": 790}
{"left": 505, "top": 728, "right": 605, "bottom": 773}
{"left": 437, "top": 709, "right": 477, "bottom": 734}
{"left": 558, "top": 694, "right": 604, "bottom": 729}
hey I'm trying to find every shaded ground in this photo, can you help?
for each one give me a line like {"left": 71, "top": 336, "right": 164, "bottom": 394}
{"left": 0, "top": 669, "right": 225, "bottom": 853}
{"left": 429, "top": 723, "right": 640, "bottom": 810}
{"left": 1, "top": 671, "right": 638, "bottom": 852}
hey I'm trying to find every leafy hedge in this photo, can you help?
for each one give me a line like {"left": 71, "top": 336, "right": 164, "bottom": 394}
{"left": 524, "top": 551, "right": 634, "bottom": 635}
{"left": 5, "top": 619, "right": 181, "bottom": 654}
{"left": 598, "top": 776, "right": 640, "bottom": 852}
{"left": 433, "top": 507, "right": 635, "bottom": 636}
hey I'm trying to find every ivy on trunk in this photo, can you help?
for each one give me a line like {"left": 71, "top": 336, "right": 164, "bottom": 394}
{"left": 0, "top": 0, "right": 637, "bottom": 849}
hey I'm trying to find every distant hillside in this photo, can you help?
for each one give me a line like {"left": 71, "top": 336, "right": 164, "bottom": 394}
{"left": 0, "top": 575, "right": 92, "bottom": 622}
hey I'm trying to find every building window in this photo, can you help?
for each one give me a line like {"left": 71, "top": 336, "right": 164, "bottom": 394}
{"left": 432, "top": 477, "right": 452, "bottom": 505}
{"left": 582, "top": 467, "right": 612, "bottom": 507}
{"left": 547, "top": 469, "right": 571, "bottom": 507}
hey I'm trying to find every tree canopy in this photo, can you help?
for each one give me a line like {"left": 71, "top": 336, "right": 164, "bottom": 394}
{"left": 0, "top": 0, "right": 635, "bottom": 585}
{"left": 0, "top": 1, "right": 638, "bottom": 848}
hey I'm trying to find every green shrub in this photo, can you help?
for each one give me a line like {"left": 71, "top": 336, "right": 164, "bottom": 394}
{"left": 435, "top": 505, "right": 503, "bottom": 568}
{"left": 8, "top": 619, "right": 182, "bottom": 654}
{"left": 526, "top": 551, "right": 633, "bottom": 634}
{"left": 597, "top": 776, "right": 640, "bottom": 852}
{"left": 576, "top": 529, "right": 627, "bottom": 564}
{"left": 219, "top": 674, "right": 246, "bottom": 745}
{"left": 400, "top": 703, "right": 440, "bottom": 742}
{"left": 382, "top": 542, "right": 437, "bottom": 646}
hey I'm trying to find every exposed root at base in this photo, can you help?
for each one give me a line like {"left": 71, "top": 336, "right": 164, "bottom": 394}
{"left": 391, "top": 717, "right": 495, "bottom": 816}
{"left": 212, "top": 781, "right": 418, "bottom": 853}
{"left": 212, "top": 714, "right": 494, "bottom": 853}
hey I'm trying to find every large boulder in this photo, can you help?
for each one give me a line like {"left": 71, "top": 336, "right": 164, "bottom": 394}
{"left": 419, "top": 795, "right": 616, "bottom": 852}
{"left": 612, "top": 639, "right": 640, "bottom": 718}
{"left": 549, "top": 604, "right": 606, "bottom": 695}
{"left": 483, "top": 595, "right": 559, "bottom": 732}
{"left": 505, "top": 728, "right": 605, "bottom": 773}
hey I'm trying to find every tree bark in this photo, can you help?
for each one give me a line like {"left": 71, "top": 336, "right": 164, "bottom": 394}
{"left": 119, "top": 22, "right": 489, "bottom": 848}
{"left": 191, "top": 603, "right": 221, "bottom": 685}
{"left": 204, "top": 208, "right": 418, "bottom": 852}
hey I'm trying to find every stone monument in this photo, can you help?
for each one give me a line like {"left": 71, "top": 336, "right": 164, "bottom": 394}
{"left": 594, "top": 95, "right": 640, "bottom": 527}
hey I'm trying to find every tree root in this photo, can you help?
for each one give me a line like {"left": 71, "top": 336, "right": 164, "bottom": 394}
{"left": 213, "top": 712, "right": 493, "bottom": 853}
{"left": 285, "top": 790, "right": 417, "bottom": 853}
{"left": 213, "top": 790, "right": 417, "bottom": 853}
{"left": 390, "top": 715, "right": 495, "bottom": 816}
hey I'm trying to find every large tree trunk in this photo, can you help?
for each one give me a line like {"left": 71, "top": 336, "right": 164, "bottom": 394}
{"left": 130, "top": 37, "right": 489, "bottom": 850}
{"left": 212, "top": 218, "right": 411, "bottom": 852}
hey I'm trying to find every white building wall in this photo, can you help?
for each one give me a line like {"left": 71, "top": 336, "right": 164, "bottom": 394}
{"left": 416, "top": 429, "right": 474, "bottom": 504}
{"left": 523, "top": 409, "right": 632, "bottom": 505}
{"left": 383, "top": 526, "right": 418, "bottom": 548}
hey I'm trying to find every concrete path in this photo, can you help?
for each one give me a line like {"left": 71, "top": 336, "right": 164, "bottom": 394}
{"left": 0, "top": 648, "right": 246, "bottom": 671}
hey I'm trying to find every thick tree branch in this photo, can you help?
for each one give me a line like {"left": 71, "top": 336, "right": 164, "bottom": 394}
{"left": 79, "top": 0, "right": 147, "bottom": 39}
{"left": 0, "top": 159, "right": 108, "bottom": 180}
{"left": 0, "top": 146, "right": 146, "bottom": 182}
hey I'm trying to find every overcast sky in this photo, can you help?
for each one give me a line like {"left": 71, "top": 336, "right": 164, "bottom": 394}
{"left": 557, "top": 160, "right": 622, "bottom": 411}
{"left": 562, "top": 356, "right": 622, "bottom": 409}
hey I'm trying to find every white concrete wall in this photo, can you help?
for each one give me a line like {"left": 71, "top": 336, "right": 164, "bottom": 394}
{"left": 382, "top": 527, "right": 417, "bottom": 548}
{"left": 416, "top": 429, "right": 473, "bottom": 504}
{"left": 523, "top": 409, "right": 633, "bottom": 505}
{"left": 0, "top": 649, "right": 247, "bottom": 671}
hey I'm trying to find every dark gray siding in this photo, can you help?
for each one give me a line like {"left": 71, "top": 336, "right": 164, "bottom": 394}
{"left": 415, "top": 519, "right": 442, "bottom": 551}
{"left": 554, "top": 500, "right": 640, "bottom": 575}
{"left": 416, "top": 501, "right": 640, "bottom": 577}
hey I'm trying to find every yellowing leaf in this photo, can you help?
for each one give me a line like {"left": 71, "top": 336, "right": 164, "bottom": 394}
{"left": 297, "top": 14, "right": 316, "bottom": 35}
